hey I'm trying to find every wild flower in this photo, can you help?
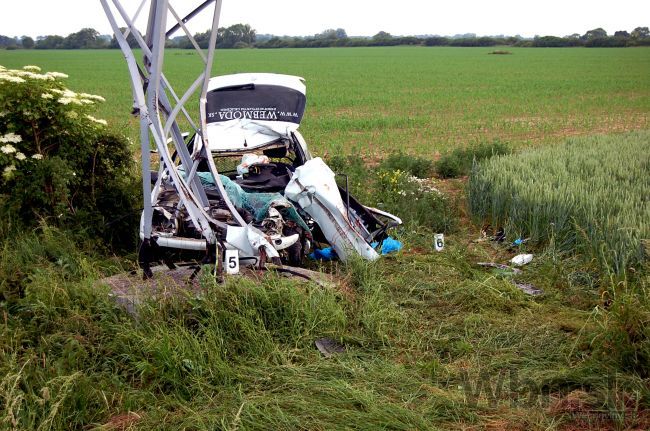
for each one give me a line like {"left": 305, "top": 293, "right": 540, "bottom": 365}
{"left": 1, "top": 144, "right": 16, "bottom": 154}
{"left": 0, "top": 133, "right": 22, "bottom": 143}
{"left": 23, "top": 65, "right": 41, "bottom": 72}
{"left": 58, "top": 97, "right": 82, "bottom": 106}
{"left": 15, "top": 152, "right": 26, "bottom": 161}
{"left": 3, "top": 164, "right": 16, "bottom": 178}
{"left": 31, "top": 154, "right": 43, "bottom": 160}
{"left": 41, "top": 93, "right": 54, "bottom": 99}
{"left": 79, "top": 93, "right": 106, "bottom": 102}
{"left": 0, "top": 74, "right": 25, "bottom": 84}
{"left": 46, "top": 71, "right": 68, "bottom": 79}
{"left": 17, "top": 71, "right": 53, "bottom": 81}
{"left": 86, "top": 115, "right": 108, "bottom": 126}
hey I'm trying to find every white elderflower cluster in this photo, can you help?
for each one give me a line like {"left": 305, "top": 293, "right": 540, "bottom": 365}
{"left": 0, "top": 133, "right": 22, "bottom": 144}
{"left": 1, "top": 144, "right": 16, "bottom": 154}
{"left": 79, "top": 93, "right": 106, "bottom": 102}
{"left": 46, "top": 71, "right": 68, "bottom": 79}
{"left": 0, "top": 73, "right": 25, "bottom": 84}
{"left": 86, "top": 115, "right": 108, "bottom": 126}
{"left": 3, "top": 165, "right": 16, "bottom": 178}
{"left": 0, "top": 66, "right": 71, "bottom": 84}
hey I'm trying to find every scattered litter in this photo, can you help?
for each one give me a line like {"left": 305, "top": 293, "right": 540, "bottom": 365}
{"left": 381, "top": 236, "right": 402, "bottom": 255}
{"left": 512, "top": 238, "right": 529, "bottom": 246}
{"left": 315, "top": 338, "right": 346, "bottom": 357}
{"left": 474, "top": 226, "right": 506, "bottom": 243}
{"left": 434, "top": 233, "right": 445, "bottom": 251}
{"left": 510, "top": 254, "right": 533, "bottom": 266}
{"left": 477, "top": 262, "right": 522, "bottom": 275}
{"left": 308, "top": 247, "right": 337, "bottom": 261}
{"left": 512, "top": 281, "right": 543, "bottom": 296}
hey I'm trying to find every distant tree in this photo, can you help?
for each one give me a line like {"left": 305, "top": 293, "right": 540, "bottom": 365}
{"left": 335, "top": 28, "right": 347, "bottom": 39}
{"left": 424, "top": 36, "right": 449, "bottom": 46}
{"left": 631, "top": 26, "right": 649, "bottom": 39}
{"left": 582, "top": 28, "right": 607, "bottom": 41}
{"left": 585, "top": 36, "right": 626, "bottom": 47}
{"left": 21, "top": 36, "right": 34, "bottom": 49}
{"left": 315, "top": 29, "right": 337, "bottom": 40}
{"left": 216, "top": 24, "right": 256, "bottom": 48}
{"left": 109, "top": 27, "right": 142, "bottom": 49}
{"left": 194, "top": 30, "right": 211, "bottom": 49}
{"left": 64, "top": 28, "right": 102, "bottom": 49}
{"left": 0, "top": 35, "right": 19, "bottom": 49}
{"left": 315, "top": 28, "right": 347, "bottom": 41}
{"left": 373, "top": 31, "right": 392, "bottom": 40}
{"left": 614, "top": 30, "right": 630, "bottom": 39}
{"left": 35, "top": 35, "right": 65, "bottom": 49}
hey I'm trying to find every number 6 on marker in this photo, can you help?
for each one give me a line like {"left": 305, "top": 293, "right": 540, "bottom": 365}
{"left": 225, "top": 249, "right": 239, "bottom": 275}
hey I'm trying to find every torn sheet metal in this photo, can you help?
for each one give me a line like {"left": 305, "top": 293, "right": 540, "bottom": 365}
{"left": 285, "top": 158, "right": 379, "bottom": 262}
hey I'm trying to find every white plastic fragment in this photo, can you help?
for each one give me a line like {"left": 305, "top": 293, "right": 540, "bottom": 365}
{"left": 510, "top": 254, "right": 533, "bottom": 266}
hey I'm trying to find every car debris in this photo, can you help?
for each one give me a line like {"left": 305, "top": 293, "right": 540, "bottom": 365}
{"left": 100, "top": 0, "right": 402, "bottom": 280}
{"left": 510, "top": 254, "right": 534, "bottom": 266}
{"left": 512, "top": 281, "right": 543, "bottom": 296}
{"left": 315, "top": 338, "right": 346, "bottom": 357}
{"left": 477, "top": 262, "right": 523, "bottom": 275}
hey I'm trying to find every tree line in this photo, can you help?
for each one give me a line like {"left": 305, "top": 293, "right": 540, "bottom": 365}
{"left": 1, "top": 25, "right": 648, "bottom": 50}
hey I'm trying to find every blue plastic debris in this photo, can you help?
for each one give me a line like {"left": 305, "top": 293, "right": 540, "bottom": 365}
{"left": 308, "top": 247, "right": 337, "bottom": 261}
{"left": 513, "top": 238, "right": 524, "bottom": 246}
{"left": 380, "top": 236, "right": 402, "bottom": 255}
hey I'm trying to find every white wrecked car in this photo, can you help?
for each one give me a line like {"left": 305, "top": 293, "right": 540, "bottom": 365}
{"left": 143, "top": 73, "right": 401, "bottom": 273}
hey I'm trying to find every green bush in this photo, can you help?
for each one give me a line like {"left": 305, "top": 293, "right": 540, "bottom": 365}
{"left": 373, "top": 169, "right": 455, "bottom": 232}
{"left": 436, "top": 140, "right": 511, "bottom": 178}
{"left": 379, "top": 151, "right": 433, "bottom": 178}
{"left": 0, "top": 65, "right": 138, "bottom": 249}
{"left": 326, "top": 154, "right": 456, "bottom": 232}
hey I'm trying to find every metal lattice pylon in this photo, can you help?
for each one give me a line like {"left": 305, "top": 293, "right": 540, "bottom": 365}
{"left": 100, "top": 0, "right": 246, "bottom": 273}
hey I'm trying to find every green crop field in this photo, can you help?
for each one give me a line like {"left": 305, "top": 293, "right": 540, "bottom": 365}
{"left": 1, "top": 47, "right": 649, "bottom": 430}
{"left": 1, "top": 47, "right": 649, "bottom": 156}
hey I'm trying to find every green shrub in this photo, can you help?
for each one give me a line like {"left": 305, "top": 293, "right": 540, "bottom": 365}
{"left": 326, "top": 154, "right": 456, "bottom": 232}
{"left": 379, "top": 151, "right": 433, "bottom": 178}
{"left": 436, "top": 140, "right": 511, "bottom": 178}
{"left": 373, "top": 169, "right": 455, "bottom": 232}
{"left": 0, "top": 65, "right": 138, "bottom": 249}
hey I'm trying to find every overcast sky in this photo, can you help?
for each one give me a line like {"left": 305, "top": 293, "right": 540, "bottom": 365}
{"left": 1, "top": 0, "right": 648, "bottom": 39}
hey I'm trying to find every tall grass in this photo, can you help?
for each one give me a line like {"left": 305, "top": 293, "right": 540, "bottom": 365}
{"left": 468, "top": 131, "right": 650, "bottom": 273}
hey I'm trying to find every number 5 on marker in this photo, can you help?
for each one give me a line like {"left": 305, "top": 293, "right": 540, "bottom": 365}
{"left": 224, "top": 249, "right": 239, "bottom": 275}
